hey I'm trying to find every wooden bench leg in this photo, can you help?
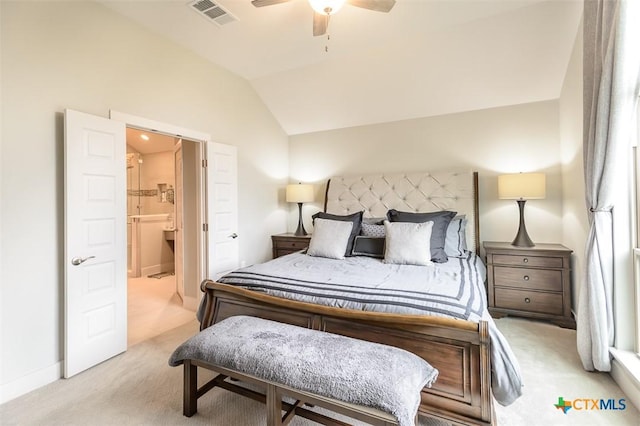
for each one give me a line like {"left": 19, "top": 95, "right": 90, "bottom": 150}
{"left": 266, "top": 383, "right": 282, "bottom": 426}
{"left": 183, "top": 360, "right": 198, "bottom": 417}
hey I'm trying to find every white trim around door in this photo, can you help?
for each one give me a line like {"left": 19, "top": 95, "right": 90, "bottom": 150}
{"left": 109, "top": 110, "right": 209, "bottom": 310}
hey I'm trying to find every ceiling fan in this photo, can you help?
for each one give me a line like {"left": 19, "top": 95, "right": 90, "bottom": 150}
{"left": 251, "top": 0, "right": 396, "bottom": 36}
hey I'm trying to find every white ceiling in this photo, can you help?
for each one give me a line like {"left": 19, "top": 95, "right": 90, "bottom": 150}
{"left": 101, "top": 0, "right": 583, "bottom": 135}
{"left": 126, "top": 127, "right": 177, "bottom": 154}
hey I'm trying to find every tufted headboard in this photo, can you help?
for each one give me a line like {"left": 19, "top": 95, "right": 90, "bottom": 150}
{"left": 324, "top": 170, "right": 480, "bottom": 253}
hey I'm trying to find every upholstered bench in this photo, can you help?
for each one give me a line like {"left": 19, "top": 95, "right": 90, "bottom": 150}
{"left": 169, "top": 315, "right": 438, "bottom": 426}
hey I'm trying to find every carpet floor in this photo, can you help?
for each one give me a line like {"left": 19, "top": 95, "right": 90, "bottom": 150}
{"left": 1, "top": 317, "right": 638, "bottom": 425}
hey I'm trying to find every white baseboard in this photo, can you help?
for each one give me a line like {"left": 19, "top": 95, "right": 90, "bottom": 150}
{"left": 182, "top": 295, "right": 199, "bottom": 312}
{"left": 610, "top": 349, "right": 640, "bottom": 412}
{"left": 0, "top": 361, "right": 61, "bottom": 404}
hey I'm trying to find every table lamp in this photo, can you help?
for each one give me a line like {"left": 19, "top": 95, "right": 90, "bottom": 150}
{"left": 498, "top": 173, "right": 546, "bottom": 247}
{"left": 286, "top": 183, "right": 314, "bottom": 236}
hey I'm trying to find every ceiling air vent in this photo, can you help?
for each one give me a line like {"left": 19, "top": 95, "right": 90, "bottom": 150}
{"left": 188, "top": 0, "right": 237, "bottom": 26}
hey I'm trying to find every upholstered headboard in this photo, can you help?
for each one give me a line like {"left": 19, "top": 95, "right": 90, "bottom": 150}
{"left": 324, "top": 170, "right": 480, "bottom": 253}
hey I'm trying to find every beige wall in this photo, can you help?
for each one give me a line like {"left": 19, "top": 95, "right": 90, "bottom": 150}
{"left": 559, "top": 16, "right": 586, "bottom": 316}
{"left": 182, "top": 140, "right": 200, "bottom": 300}
{"left": 289, "top": 100, "right": 565, "bottom": 249}
{"left": 0, "top": 1, "right": 288, "bottom": 399}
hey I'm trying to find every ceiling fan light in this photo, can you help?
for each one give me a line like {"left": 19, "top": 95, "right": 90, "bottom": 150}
{"left": 308, "top": 0, "right": 346, "bottom": 15}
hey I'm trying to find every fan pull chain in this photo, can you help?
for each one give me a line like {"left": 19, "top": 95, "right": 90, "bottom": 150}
{"left": 325, "top": 34, "right": 330, "bottom": 53}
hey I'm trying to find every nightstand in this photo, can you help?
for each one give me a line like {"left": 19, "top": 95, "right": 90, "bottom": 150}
{"left": 484, "top": 241, "right": 575, "bottom": 329}
{"left": 271, "top": 233, "right": 312, "bottom": 259}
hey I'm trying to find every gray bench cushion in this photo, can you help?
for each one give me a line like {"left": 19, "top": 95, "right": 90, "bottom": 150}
{"left": 169, "top": 315, "right": 438, "bottom": 426}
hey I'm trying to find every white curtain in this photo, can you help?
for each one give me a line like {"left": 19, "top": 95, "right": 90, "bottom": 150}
{"left": 577, "top": 0, "right": 640, "bottom": 372}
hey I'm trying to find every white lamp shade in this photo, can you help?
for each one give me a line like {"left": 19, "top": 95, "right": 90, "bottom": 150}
{"left": 286, "top": 184, "right": 314, "bottom": 203}
{"left": 498, "top": 173, "right": 546, "bottom": 200}
{"left": 308, "top": 0, "right": 346, "bottom": 15}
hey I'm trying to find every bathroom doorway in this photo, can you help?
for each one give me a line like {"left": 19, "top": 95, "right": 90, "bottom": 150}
{"left": 125, "top": 128, "right": 197, "bottom": 346}
{"left": 64, "top": 109, "right": 238, "bottom": 373}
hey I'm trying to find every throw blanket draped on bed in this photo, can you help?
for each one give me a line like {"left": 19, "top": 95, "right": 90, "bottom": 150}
{"left": 207, "top": 251, "right": 523, "bottom": 406}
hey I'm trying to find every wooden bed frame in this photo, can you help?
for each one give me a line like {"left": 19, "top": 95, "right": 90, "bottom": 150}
{"left": 199, "top": 171, "right": 495, "bottom": 425}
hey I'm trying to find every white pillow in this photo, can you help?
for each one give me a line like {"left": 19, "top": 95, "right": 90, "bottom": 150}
{"left": 307, "top": 218, "right": 354, "bottom": 259}
{"left": 383, "top": 220, "right": 433, "bottom": 266}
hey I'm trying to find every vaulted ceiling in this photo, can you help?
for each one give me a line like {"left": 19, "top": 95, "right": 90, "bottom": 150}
{"left": 101, "top": 0, "right": 583, "bottom": 135}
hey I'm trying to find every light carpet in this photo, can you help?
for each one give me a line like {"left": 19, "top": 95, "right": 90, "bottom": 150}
{"left": 1, "top": 317, "right": 638, "bottom": 425}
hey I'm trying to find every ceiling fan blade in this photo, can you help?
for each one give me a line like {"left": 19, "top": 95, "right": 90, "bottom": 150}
{"left": 313, "top": 12, "right": 329, "bottom": 36}
{"left": 346, "top": 0, "right": 396, "bottom": 13}
{"left": 251, "top": 0, "right": 292, "bottom": 7}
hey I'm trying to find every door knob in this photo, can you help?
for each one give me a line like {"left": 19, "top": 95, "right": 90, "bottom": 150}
{"left": 229, "top": 233, "right": 238, "bottom": 239}
{"left": 71, "top": 256, "right": 95, "bottom": 266}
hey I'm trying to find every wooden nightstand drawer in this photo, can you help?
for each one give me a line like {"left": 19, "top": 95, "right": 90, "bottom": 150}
{"left": 275, "top": 248, "right": 303, "bottom": 258}
{"left": 271, "top": 233, "right": 312, "bottom": 259}
{"left": 494, "top": 288, "right": 563, "bottom": 316}
{"left": 492, "top": 254, "right": 563, "bottom": 268}
{"left": 493, "top": 266, "right": 563, "bottom": 292}
{"left": 277, "top": 240, "right": 309, "bottom": 251}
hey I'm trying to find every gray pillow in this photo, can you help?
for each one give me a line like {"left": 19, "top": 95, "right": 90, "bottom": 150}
{"left": 351, "top": 236, "right": 385, "bottom": 258}
{"left": 307, "top": 218, "right": 354, "bottom": 259}
{"left": 383, "top": 220, "right": 433, "bottom": 266}
{"left": 362, "top": 217, "right": 385, "bottom": 225}
{"left": 386, "top": 209, "right": 456, "bottom": 263}
{"left": 312, "top": 211, "right": 363, "bottom": 256}
{"left": 361, "top": 223, "right": 386, "bottom": 237}
{"left": 445, "top": 215, "right": 468, "bottom": 258}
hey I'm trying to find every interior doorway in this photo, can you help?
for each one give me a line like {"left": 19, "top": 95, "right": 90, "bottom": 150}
{"left": 125, "top": 128, "right": 198, "bottom": 346}
{"left": 108, "top": 109, "right": 239, "bottom": 349}
{"left": 64, "top": 109, "right": 238, "bottom": 375}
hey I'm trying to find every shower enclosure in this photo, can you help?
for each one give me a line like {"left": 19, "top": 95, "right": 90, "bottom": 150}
{"left": 126, "top": 150, "right": 175, "bottom": 278}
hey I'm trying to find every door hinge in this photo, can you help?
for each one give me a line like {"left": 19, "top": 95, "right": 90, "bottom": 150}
{"left": 203, "top": 223, "right": 208, "bottom": 232}
{"left": 202, "top": 159, "right": 208, "bottom": 168}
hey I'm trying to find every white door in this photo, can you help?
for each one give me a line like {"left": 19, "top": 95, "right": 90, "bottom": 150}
{"left": 207, "top": 143, "right": 239, "bottom": 279}
{"left": 174, "top": 141, "right": 184, "bottom": 300}
{"left": 64, "top": 109, "right": 127, "bottom": 378}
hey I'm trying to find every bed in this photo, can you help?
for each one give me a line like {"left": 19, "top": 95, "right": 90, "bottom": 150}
{"left": 198, "top": 170, "right": 522, "bottom": 426}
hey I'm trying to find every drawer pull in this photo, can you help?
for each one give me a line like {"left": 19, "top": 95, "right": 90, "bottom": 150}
{"left": 523, "top": 258, "right": 529, "bottom": 263}
{"left": 523, "top": 275, "right": 530, "bottom": 281}
{"left": 524, "top": 297, "right": 531, "bottom": 303}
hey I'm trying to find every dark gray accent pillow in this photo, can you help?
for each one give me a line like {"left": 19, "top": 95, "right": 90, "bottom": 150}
{"left": 351, "top": 236, "right": 385, "bottom": 258}
{"left": 312, "top": 211, "right": 363, "bottom": 256}
{"left": 386, "top": 209, "right": 457, "bottom": 263}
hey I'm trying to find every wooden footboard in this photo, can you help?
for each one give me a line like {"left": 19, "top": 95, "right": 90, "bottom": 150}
{"left": 199, "top": 280, "right": 494, "bottom": 426}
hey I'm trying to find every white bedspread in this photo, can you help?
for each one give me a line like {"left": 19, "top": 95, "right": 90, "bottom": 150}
{"left": 221, "top": 252, "right": 486, "bottom": 320}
